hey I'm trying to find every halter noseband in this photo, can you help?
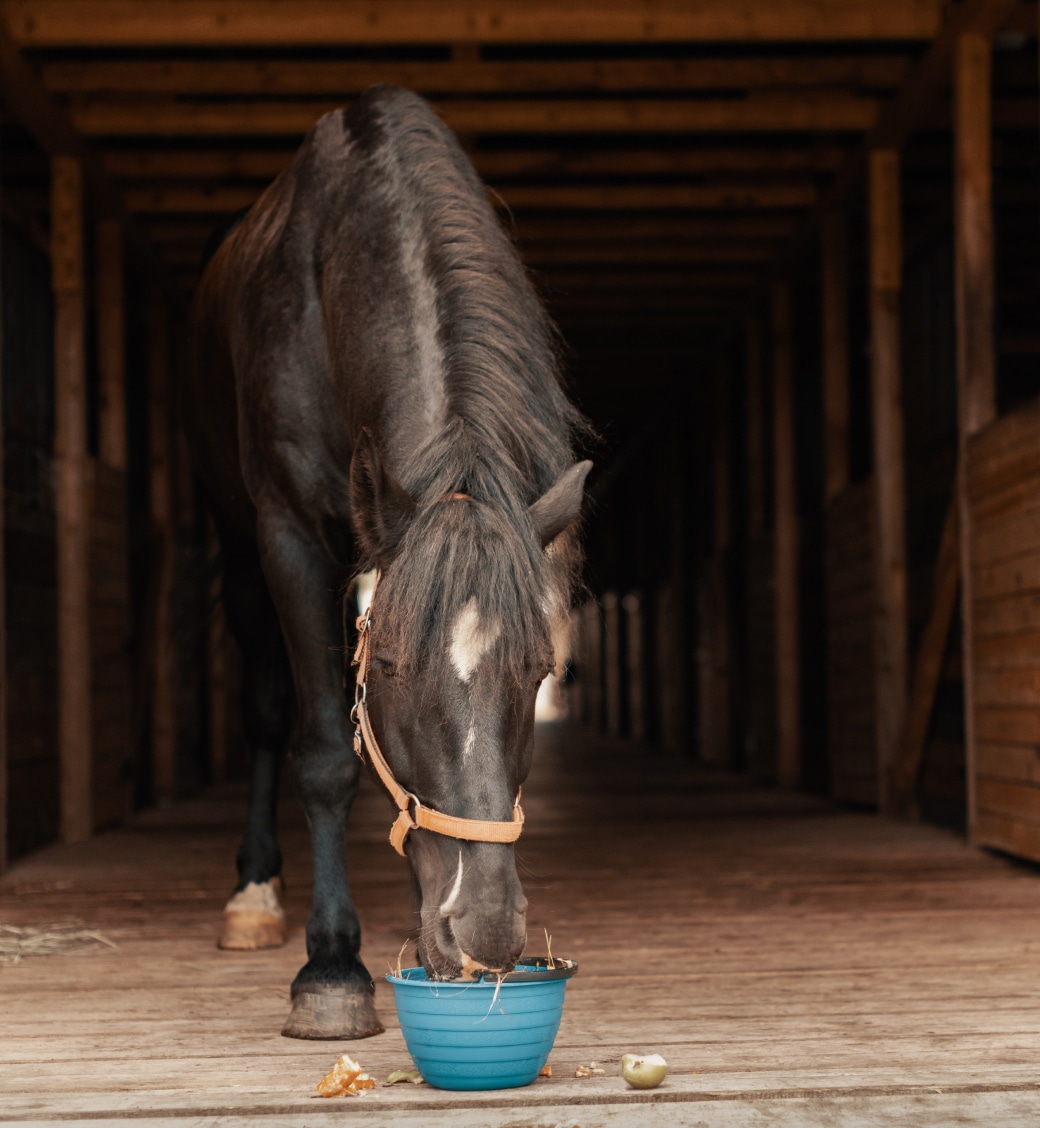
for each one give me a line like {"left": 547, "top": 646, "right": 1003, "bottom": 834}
{"left": 350, "top": 572, "right": 525, "bottom": 857}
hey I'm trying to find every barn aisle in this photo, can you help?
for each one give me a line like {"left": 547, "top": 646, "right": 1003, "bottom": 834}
{"left": 3, "top": 723, "right": 1040, "bottom": 1126}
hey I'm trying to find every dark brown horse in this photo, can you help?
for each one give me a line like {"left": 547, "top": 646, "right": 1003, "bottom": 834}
{"left": 184, "top": 85, "right": 591, "bottom": 1039}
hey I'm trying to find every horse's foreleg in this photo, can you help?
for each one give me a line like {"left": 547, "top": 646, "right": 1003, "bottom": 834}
{"left": 282, "top": 733, "right": 384, "bottom": 1038}
{"left": 217, "top": 524, "right": 292, "bottom": 951}
{"left": 256, "top": 507, "right": 384, "bottom": 1040}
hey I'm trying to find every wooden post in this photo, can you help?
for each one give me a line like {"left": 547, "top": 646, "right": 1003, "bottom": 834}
{"left": 52, "top": 156, "right": 93, "bottom": 843}
{"left": 207, "top": 521, "right": 229, "bottom": 782}
{"left": 700, "top": 358, "right": 733, "bottom": 765}
{"left": 821, "top": 210, "right": 850, "bottom": 504}
{"left": 94, "top": 217, "right": 135, "bottom": 824}
{"left": 869, "top": 149, "right": 908, "bottom": 812}
{"left": 148, "top": 283, "right": 177, "bottom": 802}
{"left": 953, "top": 31, "right": 996, "bottom": 841}
{"left": 0, "top": 198, "right": 6, "bottom": 872}
{"left": 715, "top": 353, "right": 733, "bottom": 765}
{"left": 745, "top": 314, "right": 766, "bottom": 539}
{"left": 602, "top": 590, "right": 622, "bottom": 735}
{"left": 623, "top": 592, "right": 646, "bottom": 743}
{"left": 96, "top": 220, "right": 127, "bottom": 471}
{"left": 772, "top": 281, "right": 800, "bottom": 787}
{"left": 744, "top": 311, "right": 772, "bottom": 777}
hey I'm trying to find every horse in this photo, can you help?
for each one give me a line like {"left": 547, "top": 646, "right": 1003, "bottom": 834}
{"left": 183, "top": 84, "right": 592, "bottom": 1040}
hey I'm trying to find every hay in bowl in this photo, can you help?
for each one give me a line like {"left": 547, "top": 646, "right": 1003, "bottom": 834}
{"left": 386, "top": 957, "right": 578, "bottom": 1090}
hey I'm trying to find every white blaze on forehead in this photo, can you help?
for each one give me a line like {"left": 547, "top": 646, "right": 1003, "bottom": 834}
{"left": 449, "top": 598, "right": 500, "bottom": 681}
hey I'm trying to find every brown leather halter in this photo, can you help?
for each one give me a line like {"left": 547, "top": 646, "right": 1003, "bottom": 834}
{"left": 351, "top": 571, "right": 525, "bottom": 857}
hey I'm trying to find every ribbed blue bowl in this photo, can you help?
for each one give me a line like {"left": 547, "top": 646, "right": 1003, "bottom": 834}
{"left": 386, "top": 958, "right": 578, "bottom": 1091}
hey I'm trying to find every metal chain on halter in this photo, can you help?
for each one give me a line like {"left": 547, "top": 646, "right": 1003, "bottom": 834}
{"left": 349, "top": 570, "right": 524, "bottom": 856}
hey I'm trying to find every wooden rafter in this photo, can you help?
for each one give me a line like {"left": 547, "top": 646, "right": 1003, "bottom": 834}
{"left": 103, "top": 145, "right": 848, "bottom": 181}
{"left": 69, "top": 94, "right": 881, "bottom": 137}
{"left": 121, "top": 181, "right": 816, "bottom": 214}
{"left": 42, "top": 55, "right": 912, "bottom": 96}
{"left": 5, "top": 0, "right": 946, "bottom": 47}
{"left": 522, "top": 241, "right": 779, "bottom": 265}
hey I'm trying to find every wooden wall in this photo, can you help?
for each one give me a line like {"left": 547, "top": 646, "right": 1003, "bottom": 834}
{"left": 2, "top": 220, "right": 61, "bottom": 859}
{"left": 824, "top": 481, "right": 877, "bottom": 804}
{"left": 967, "top": 397, "right": 1040, "bottom": 861}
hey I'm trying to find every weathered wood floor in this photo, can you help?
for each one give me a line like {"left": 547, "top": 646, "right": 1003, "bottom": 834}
{"left": 3, "top": 723, "right": 1040, "bottom": 1126}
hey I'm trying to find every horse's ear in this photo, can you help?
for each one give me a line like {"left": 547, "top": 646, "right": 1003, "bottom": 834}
{"left": 528, "top": 460, "right": 592, "bottom": 548}
{"left": 349, "top": 429, "right": 417, "bottom": 564}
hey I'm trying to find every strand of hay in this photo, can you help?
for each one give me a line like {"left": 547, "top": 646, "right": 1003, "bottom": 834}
{"left": 0, "top": 923, "right": 117, "bottom": 965}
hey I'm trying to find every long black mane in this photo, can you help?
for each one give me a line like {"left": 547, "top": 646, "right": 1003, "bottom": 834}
{"left": 353, "top": 88, "right": 591, "bottom": 676}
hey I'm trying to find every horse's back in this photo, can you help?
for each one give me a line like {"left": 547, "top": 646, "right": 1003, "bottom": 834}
{"left": 186, "top": 85, "right": 551, "bottom": 541}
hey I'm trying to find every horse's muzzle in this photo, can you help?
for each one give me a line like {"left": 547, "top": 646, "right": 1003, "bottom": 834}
{"left": 421, "top": 891, "right": 528, "bottom": 980}
{"left": 447, "top": 902, "right": 528, "bottom": 976}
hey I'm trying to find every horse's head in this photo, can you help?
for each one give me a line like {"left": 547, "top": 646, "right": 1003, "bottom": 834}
{"left": 349, "top": 430, "right": 590, "bottom": 979}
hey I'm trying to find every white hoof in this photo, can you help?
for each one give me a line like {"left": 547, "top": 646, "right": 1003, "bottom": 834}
{"left": 218, "top": 878, "right": 287, "bottom": 950}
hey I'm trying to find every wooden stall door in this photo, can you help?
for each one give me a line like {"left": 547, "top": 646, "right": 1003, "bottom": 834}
{"left": 967, "top": 398, "right": 1040, "bottom": 861}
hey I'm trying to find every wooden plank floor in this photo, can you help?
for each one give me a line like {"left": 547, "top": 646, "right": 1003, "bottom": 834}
{"left": 3, "top": 723, "right": 1040, "bottom": 1126}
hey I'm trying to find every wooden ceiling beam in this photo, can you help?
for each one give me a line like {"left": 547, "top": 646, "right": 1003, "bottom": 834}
{"left": 125, "top": 185, "right": 260, "bottom": 213}
{"left": 143, "top": 213, "right": 799, "bottom": 244}
{"left": 104, "top": 149, "right": 293, "bottom": 180}
{"left": 761, "top": 0, "right": 1026, "bottom": 291}
{"left": 123, "top": 181, "right": 816, "bottom": 213}
{"left": 6, "top": 1, "right": 945, "bottom": 47}
{"left": 512, "top": 215, "right": 797, "bottom": 240}
{"left": 546, "top": 292, "right": 745, "bottom": 309}
{"left": 538, "top": 267, "right": 762, "bottom": 289}
{"left": 824, "top": 0, "right": 1023, "bottom": 208}
{"left": 480, "top": 145, "right": 848, "bottom": 178}
{"left": 102, "top": 144, "right": 847, "bottom": 180}
{"left": 70, "top": 94, "right": 880, "bottom": 137}
{"left": 523, "top": 241, "right": 778, "bottom": 264}
{"left": 43, "top": 55, "right": 912, "bottom": 96}
{"left": 150, "top": 237, "right": 782, "bottom": 268}
{"left": 502, "top": 183, "right": 817, "bottom": 209}
{"left": 555, "top": 312, "right": 726, "bottom": 329}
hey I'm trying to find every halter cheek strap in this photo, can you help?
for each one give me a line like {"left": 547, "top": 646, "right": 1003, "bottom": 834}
{"left": 350, "top": 574, "right": 524, "bottom": 857}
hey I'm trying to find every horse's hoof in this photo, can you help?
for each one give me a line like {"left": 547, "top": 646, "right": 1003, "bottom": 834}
{"left": 281, "top": 983, "right": 385, "bottom": 1040}
{"left": 218, "top": 879, "right": 287, "bottom": 950}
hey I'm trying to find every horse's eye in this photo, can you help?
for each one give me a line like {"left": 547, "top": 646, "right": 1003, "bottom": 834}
{"left": 372, "top": 657, "right": 398, "bottom": 677}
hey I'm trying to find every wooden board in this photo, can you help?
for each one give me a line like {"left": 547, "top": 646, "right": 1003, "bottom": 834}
{"left": 45, "top": 55, "right": 912, "bottom": 96}
{"left": 868, "top": 149, "right": 907, "bottom": 812}
{"left": 51, "top": 155, "right": 93, "bottom": 846}
{"left": 5, "top": 1, "right": 947, "bottom": 47}
{"left": 772, "top": 281, "right": 799, "bottom": 788}
{"left": 3, "top": 722, "right": 1040, "bottom": 1125}
{"left": 967, "top": 399, "right": 1040, "bottom": 863}
{"left": 70, "top": 95, "right": 881, "bottom": 138}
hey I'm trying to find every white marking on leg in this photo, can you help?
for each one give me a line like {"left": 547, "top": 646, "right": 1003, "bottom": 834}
{"left": 439, "top": 850, "right": 465, "bottom": 914}
{"left": 450, "top": 598, "right": 501, "bottom": 681}
{"left": 223, "top": 880, "right": 285, "bottom": 922}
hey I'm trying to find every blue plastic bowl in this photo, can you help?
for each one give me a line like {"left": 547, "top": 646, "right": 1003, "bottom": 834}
{"left": 386, "top": 957, "right": 578, "bottom": 1090}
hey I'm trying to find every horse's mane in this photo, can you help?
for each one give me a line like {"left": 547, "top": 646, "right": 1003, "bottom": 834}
{"left": 353, "top": 87, "right": 592, "bottom": 676}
